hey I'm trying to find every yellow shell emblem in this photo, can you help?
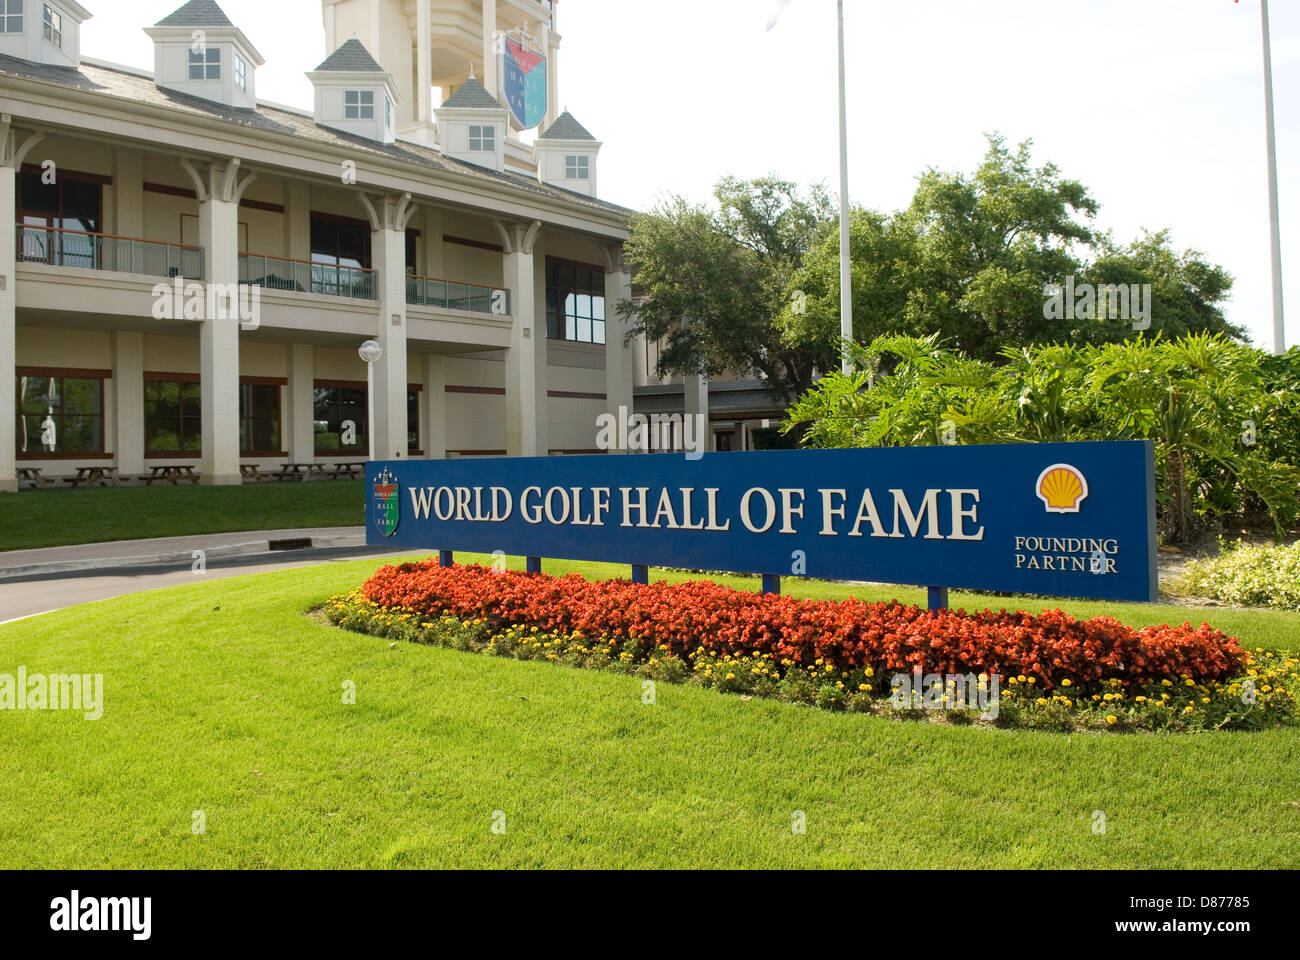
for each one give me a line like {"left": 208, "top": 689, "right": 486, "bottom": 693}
{"left": 1036, "top": 463, "right": 1089, "bottom": 513}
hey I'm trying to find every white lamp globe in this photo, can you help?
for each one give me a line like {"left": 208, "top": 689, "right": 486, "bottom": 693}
{"left": 358, "top": 340, "right": 383, "bottom": 364}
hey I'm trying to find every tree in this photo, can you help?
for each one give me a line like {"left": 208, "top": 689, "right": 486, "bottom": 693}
{"left": 779, "top": 135, "right": 1243, "bottom": 360}
{"left": 618, "top": 177, "right": 835, "bottom": 404}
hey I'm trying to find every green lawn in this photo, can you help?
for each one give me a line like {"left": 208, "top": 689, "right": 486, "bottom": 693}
{"left": 0, "top": 482, "right": 364, "bottom": 551}
{"left": 2, "top": 554, "right": 1298, "bottom": 869}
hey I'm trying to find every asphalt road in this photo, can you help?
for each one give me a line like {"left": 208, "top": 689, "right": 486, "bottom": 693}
{"left": 0, "top": 546, "right": 412, "bottom": 624}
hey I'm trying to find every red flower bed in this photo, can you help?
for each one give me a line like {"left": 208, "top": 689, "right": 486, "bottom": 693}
{"left": 362, "top": 561, "right": 1245, "bottom": 689}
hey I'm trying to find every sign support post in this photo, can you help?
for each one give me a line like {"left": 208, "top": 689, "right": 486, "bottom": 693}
{"left": 927, "top": 586, "right": 949, "bottom": 611}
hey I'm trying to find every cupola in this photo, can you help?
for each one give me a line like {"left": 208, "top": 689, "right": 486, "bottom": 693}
{"left": 144, "top": 0, "right": 264, "bottom": 110}
{"left": 534, "top": 110, "right": 601, "bottom": 197}
{"left": 307, "top": 38, "right": 399, "bottom": 144}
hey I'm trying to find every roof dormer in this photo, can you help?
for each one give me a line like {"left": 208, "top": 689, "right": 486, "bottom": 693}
{"left": 534, "top": 111, "right": 602, "bottom": 198}
{"left": 144, "top": 0, "right": 264, "bottom": 110}
{"left": 0, "top": 0, "right": 92, "bottom": 69}
{"left": 433, "top": 76, "right": 509, "bottom": 173}
{"left": 307, "top": 39, "right": 399, "bottom": 145}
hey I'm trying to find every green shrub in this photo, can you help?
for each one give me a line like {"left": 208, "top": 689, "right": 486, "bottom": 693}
{"left": 1180, "top": 541, "right": 1300, "bottom": 611}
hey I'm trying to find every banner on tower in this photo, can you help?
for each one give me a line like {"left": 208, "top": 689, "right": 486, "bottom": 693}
{"left": 502, "top": 37, "right": 547, "bottom": 129}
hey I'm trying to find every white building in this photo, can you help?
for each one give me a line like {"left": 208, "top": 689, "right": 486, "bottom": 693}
{"left": 1, "top": 0, "right": 636, "bottom": 490}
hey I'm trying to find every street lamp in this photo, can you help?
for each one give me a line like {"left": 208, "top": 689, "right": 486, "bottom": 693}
{"left": 358, "top": 340, "right": 382, "bottom": 461}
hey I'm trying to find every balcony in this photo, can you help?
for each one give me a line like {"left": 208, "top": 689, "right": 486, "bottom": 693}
{"left": 239, "top": 253, "right": 377, "bottom": 301}
{"left": 16, "top": 225, "right": 203, "bottom": 280}
{"left": 406, "top": 274, "right": 510, "bottom": 316}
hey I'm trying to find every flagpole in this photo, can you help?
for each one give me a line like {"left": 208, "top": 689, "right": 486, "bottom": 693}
{"left": 1259, "top": 0, "right": 1286, "bottom": 354}
{"left": 836, "top": 0, "right": 853, "bottom": 373}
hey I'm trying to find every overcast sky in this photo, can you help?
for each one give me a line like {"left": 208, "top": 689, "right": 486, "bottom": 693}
{"left": 82, "top": 0, "right": 1297, "bottom": 348}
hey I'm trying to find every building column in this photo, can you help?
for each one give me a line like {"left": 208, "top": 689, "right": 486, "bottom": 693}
{"left": 287, "top": 343, "right": 314, "bottom": 462}
{"left": 112, "top": 332, "right": 145, "bottom": 477}
{"left": 496, "top": 220, "right": 544, "bottom": 457}
{"left": 603, "top": 244, "right": 635, "bottom": 452}
{"left": 684, "top": 373, "right": 711, "bottom": 455}
{"left": 360, "top": 192, "right": 415, "bottom": 461}
{"left": 417, "top": 0, "right": 432, "bottom": 127}
{"left": 285, "top": 181, "right": 310, "bottom": 261}
{"left": 181, "top": 157, "right": 257, "bottom": 486}
{"left": 547, "top": 35, "right": 560, "bottom": 130}
{"left": 0, "top": 118, "right": 43, "bottom": 493}
{"left": 421, "top": 353, "right": 445, "bottom": 460}
{"left": 482, "top": 0, "right": 498, "bottom": 97}
{"left": 112, "top": 147, "right": 144, "bottom": 238}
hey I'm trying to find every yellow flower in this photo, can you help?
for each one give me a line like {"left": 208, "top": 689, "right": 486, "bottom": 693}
{"left": 725, "top": 673, "right": 735, "bottom": 680}
{"left": 1201, "top": 697, "right": 1211, "bottom": 704}
{"left": 1060, "top": 678, "right": 1072, "bottom": 687}
{"left": 858, "top": 684, "right": 869, "bottom": 691}
{"left": 1106, "top": 715, "right": 1117, "bottom": 725}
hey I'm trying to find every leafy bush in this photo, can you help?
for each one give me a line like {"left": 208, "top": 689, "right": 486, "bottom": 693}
{"left": 325, "top": 565, "right": 1300, "bottom": 733}
{"left": 1180, "top": 541, "right": 1300, "bottom": 611}
{"left": 785, "top": 334, "right": 1300, "bottom": 541}
{"left": 360, "top": 561, "right": 1244, "bottom": 688}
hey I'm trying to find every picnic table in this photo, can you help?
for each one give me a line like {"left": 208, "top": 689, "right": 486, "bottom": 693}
{"left": 331, "top": 462, "right": 365, "bottom": 479}
{"left": 139, "top": 464, "right": 199, "bottom": 486}
{"left": 275, "top": 462, "right": 329, "bottom": 482}
{"left": 17, "top": 467, "right": 49, "bottom": 490}
{"left": 63, "top": 466, "right": 122, "bottom": 488}
{"left": 240, "top": 464, "right": 267, "bottom": 483}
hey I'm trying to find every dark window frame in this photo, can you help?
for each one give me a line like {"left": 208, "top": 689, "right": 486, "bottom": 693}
{"left": 545, "top": 256, "right": 606, "bottom": 344}
{"left": 15, "top": 366, "right": 108, "bottom": 460}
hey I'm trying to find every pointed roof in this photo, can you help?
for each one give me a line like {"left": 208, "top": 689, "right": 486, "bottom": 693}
{"left": 539, "top": 111, "right": 596, "bottom": 142}
{"left": 155, "top": 0, "right": 234, "bottom": 27}
{"left": 313, "top": 38, "right": 385, "bottom": 74}
{"left": 440, "top": 77, "right": 507, "bottom": 111}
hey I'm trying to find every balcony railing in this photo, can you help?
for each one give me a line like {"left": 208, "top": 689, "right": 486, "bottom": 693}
{"left": 239, "top": 253, "right": 377, "bottom": 301}
{"left": 16, "top": 225, "right": 203, "bottom": 280}
{"left": 406, "top": 274, "right": 509, "bottom": 316}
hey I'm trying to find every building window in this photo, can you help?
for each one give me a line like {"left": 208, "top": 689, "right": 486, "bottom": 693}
{"left": 1, "top": 0, "right": 22, "bottom": 34}
{"left": 239, "top": 383, "right": 281, "bottom": 454}
{"left": 309, "top": 213, "right": 372, "bottom": 296}
{"left": 41, "top": 4, "right": 58, "bottom": 47}
{"left": 144, "top": 377, "right": 202, "bottom": 453}
{"left": 468, "top": 124, "right": 495, "bottom": 152}
{"left": 234, "top": 53, "right": 247, "bottom": 91}
{"left": 565, "top": 155, "right": 589, "bottom": 180}
{"left": 407, "top": 390, "right": 420, "bottom": 453}
{"left": 189, "top": 47, "right": 220, "bottom": 80}
{"left": 313, "top": 384, "right": 367, "bottom": 454}
{"left": 385, "top": 95, "right": 392, "bottom": 129}
{"left": 345, "top": 90, "right": 374, "bottom": 119}
{"left": 16, "top": 371, "right": 104, "bottom": 456}
{"left": 545, "top": 258, "right": 606, "bottom": 344}
{"left": 18, "top": 171, "right": 101, "bottom": 267}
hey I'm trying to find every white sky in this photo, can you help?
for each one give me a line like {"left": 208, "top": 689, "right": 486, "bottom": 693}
{"left": 81, "top": 0, "right": 1298, "bottom": 348}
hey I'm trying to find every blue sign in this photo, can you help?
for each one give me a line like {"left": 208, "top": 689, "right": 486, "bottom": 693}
{"left": 502, "top": 38, "right": 547, "bottom": 130}
{"left": 367, "top": 441, "right": 1158, "bottom": 602}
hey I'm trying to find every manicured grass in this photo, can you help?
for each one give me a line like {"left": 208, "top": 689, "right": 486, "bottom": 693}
{"left": 0, "top": 482, "right": 364, "bottom": 551}
{"left": 2, "top": 553, "right": 1298, "bottom": 868}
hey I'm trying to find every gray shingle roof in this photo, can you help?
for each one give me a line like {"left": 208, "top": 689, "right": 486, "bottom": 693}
{"left": 0, "top": 53, "right": 631, "bottom": 219}
{"left": 440, "top": 77, "right": 507, "bottom": 111}
{"left": 313, "top": 39, "right": 385, "bottom": 74}
{"left": 155, "top": 0, "right": 234, "bottom": 27}
{"left": 539, "top": 111, "right": 596, "bottom": 142}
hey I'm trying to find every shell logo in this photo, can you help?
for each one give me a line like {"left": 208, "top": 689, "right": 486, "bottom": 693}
{"left": 1036, "top": 463, "right": 1089, "bottom": 514}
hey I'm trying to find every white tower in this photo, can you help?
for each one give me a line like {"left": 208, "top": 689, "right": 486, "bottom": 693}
{"left": 321, "top": 0, "right": 562, "bottom": 164}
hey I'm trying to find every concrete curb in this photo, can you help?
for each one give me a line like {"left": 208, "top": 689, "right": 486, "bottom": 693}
{"left": 0, "top": 533, "right": 368, "bottom": 580}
